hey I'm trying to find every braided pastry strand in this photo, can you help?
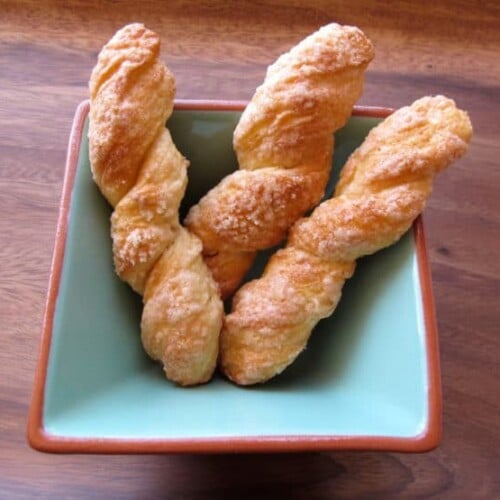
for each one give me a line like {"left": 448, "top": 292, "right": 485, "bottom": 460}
{"left": 89, "top": 23, "right": 175, "bottom": 207}
{"left": 221, "top": 95, "right": 473, "bottom": 385}
{"left": 89, "top": 24, "right": 223, "bottom": 386}
{"left": 185, "top": 23, "right": 374, "bottom": 299}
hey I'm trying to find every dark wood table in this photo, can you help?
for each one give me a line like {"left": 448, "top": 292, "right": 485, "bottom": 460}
{"left": 2, "top": 1, "right": 499, "bottom": 497}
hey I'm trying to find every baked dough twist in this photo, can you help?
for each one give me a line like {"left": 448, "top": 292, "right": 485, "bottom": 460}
{"left": 89, "top": 23, "right": 175, "bottom": 208}
{"left": 89, "top": 24, "right": 223, "bottom": 385}
{"left": 221, "top": 96, "right": 472, "bottom": 385}
{"left": 185, "top": 23, "right": 374, "bottom": 298}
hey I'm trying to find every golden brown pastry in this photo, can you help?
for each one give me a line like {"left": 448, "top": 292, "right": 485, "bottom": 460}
{"left": 111, "top": 128, "right": 188, "bottom": 294}
{"left": 89, "top": 24, "right": 223, "bottom": 386}
{"left": 221, "top": 95, "right": 473, "bottom": 385}
{"left": 89, "top": 23, "right": 175, "bottom": 207}
{"left": 185, "top": 23, "right": 374, "bottom": 299}
{"left": 141, "top": 227, "right": 223, "bottom": 385}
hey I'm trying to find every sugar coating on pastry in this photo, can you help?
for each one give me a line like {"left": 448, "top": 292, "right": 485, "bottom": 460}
{"left": 111, "top": 128, "right": 188, "bottom": 294}
{"left": 141, "top": 228, "right": 223, "bottom": 385}
{"left": 89, "top": 23, "right": 175, "bottom": 207}
{"left": 185, "top": 23, "right": 374, "bottom": 299}
{"left": 221, "top": 95, "right": 472, "bottom": 385}
{"left": 89, "top": 24, "right": 224, "bottom": 386}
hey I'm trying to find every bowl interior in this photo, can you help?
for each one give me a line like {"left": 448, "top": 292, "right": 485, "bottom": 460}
{"left": 43, "top": 110, "right": 428, "bottom": 440}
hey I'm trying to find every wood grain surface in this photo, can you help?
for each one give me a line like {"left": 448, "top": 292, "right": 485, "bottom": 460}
{"left": 1, "top": 0, "right": 499, "bottom": 497}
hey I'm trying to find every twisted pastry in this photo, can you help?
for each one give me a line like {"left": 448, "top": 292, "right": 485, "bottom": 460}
{"left": 185, "top": 23, "right": 374, "bottom": 298}
{"left": 221, "top": 96, "right": 473, "bottom": 385}
{"left": 89, "top": 24, "right": 223, "bottom": 385}
{"left": 89, "top": 24, "right": 174, "bottom": 208}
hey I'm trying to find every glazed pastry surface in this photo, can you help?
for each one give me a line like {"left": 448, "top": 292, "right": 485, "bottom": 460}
{"left": 221, "top": 96, "right": 472, "bottom": 385}
{"left": 89, "top": 24, "right": 223, "bottom": 385}
{"left": 186, "top": 23, "right": 374, "bottom": 298}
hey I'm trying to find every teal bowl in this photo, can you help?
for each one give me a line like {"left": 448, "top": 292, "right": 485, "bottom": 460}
{"left": 28, "top": 101, "right": 441, "bottom": 453}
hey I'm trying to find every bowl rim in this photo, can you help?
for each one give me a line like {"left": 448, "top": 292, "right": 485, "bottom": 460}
{"left": 27, "top": 99, "right": 442, "bottom": 454}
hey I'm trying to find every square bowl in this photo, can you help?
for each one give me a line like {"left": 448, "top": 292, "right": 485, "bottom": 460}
{"left": 28, "top": 100, "right": 441, "bottom": 453}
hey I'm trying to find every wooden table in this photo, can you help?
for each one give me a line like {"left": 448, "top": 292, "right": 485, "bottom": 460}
{"left": 2, "top": 1, "right": 499, "bottom": 497}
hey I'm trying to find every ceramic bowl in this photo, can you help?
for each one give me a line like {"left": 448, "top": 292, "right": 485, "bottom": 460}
{"left": 28, "top": 101, "right": 441, "bottom": 453}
